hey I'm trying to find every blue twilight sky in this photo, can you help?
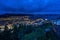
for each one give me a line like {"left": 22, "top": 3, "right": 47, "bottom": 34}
{"left": 0, "top": 0, "right": 60, "bottom": 14}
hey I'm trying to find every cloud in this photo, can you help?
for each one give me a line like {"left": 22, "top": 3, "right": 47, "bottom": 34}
{"left": 0, "top": 0, "right": 60, "bottom": 14}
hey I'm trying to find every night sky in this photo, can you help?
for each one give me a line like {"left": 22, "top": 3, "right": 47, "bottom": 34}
{"left": 0, "top": 0, "right": 60, "bottom": 14}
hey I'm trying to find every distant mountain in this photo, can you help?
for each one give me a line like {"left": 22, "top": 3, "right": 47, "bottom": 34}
{"left": 0, "top": 14, "right": 60, "bottom": 20}
{"left": 0, "top": 14, "right": 34, "bottom": 18}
